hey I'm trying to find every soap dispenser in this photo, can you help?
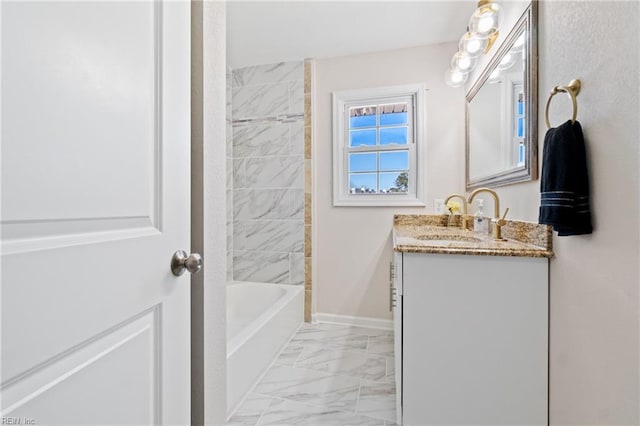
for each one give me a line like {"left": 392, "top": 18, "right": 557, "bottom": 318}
{"left": 474, "top": 199, "right": 489, "bottom": 234}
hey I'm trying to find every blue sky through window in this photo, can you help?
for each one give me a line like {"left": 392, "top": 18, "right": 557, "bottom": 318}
{"left": 347, "top": 102, "right": 411, "bottom": 194}
{"left": 380, "top": 151, "right": 408, "bottom": 170}
{"left": 380, "top": 127, "right": 407, "bottom": 145}
{"left": 380, "top": 172, "right": 406, "bottom": 192}
{"left": 348, "top": 151, "right": 409, "bottom": 174}
{"left": 349, "top": 129, "right": 376, "bottom": 147}
{"left": 349, "top": 173, "right": 377, "bottom": 192}
{"left": 347, "top": 171, "right": 409, "bottom": 193}
{"left": 517, "top": 118, "right": 525, "bottom": 138}
{"left": 349, "top": 153, "right": 377, "bottom": 172}
{"left": 380, "top": 111, "right": 407, "bottom": 126}
{"left": 350, "top": 114, "right": 376, "bottom": 128}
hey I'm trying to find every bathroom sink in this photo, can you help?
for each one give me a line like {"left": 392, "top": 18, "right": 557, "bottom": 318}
{"left": 411, "top": 234, "right": 481, "bottom": 247}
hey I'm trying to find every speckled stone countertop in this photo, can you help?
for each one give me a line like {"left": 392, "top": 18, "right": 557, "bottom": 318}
{"left": 393, "top": 214, "right": 553, "bottom": 258}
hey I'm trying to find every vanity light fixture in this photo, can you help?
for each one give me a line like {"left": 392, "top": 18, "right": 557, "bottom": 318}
{"left": 446, "top": 0, "right": 503, "bottom": 88}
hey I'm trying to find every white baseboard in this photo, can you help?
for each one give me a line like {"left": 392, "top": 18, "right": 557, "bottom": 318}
{"left": 312, "top": 312, "right": 393, "bottom": 330}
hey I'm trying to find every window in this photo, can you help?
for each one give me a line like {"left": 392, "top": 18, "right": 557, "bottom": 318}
{"left": 514, "top": 89, "right": 526, "bottom": 166}
{"left": 332, "top": 84, "right": 426, "bottom": 207}
{"left": 504, "top": 77, "right": 525, "bottom": 169}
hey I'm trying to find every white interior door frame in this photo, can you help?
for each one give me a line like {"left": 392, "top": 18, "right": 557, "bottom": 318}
{"left": 190, "top": 2, "right": 228, "bottom": 425}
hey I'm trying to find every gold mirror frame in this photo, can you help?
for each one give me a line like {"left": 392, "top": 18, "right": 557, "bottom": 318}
{"left": 465, "top": 3, "right": 538, "bottom": 190}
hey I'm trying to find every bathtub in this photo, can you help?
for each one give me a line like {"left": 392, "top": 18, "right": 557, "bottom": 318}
{"left": 226, "top": 281, "right": 304, "bottom": 416}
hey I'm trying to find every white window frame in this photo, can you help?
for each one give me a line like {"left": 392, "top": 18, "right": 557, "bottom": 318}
{"left": 332, "top": 84, "right": 426, "bottom": 207}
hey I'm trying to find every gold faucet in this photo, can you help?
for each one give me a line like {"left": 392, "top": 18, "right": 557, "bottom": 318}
{"left": 444, "top": 193, "right": 469, "bottom": 230}
{"left": 467, "top": 188, "right": 509, "bottom": 240}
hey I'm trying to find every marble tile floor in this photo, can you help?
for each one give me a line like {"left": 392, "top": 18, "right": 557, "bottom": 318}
{"left": 227, "top": 322, "right": 398, "bottom": 426}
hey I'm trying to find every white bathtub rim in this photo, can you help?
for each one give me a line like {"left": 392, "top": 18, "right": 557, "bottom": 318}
{"left": 227, "top": 281, "right": 303, "bottom": 357}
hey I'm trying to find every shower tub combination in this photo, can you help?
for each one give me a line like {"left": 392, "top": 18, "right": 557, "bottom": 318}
{"left": 226, "top": 281, "right": 304, "bottom": 416}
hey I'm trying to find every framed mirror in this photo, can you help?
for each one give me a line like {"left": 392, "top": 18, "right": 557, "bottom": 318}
{"left": 466, "top": 3, "right": 538, "bottom": 190}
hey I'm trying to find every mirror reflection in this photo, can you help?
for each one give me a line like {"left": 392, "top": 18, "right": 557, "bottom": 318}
{"left": 466, "top": 4, "right": 537, "bottom": 189}
{"left": 468, "top": 29, "right": 525, "bottom": 180}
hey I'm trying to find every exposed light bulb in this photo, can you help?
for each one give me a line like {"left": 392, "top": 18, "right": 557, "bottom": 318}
{"left": 445, "top": 69, "right": 468, "bottom": 88}
{"left": 459, "top": 57, "right": 471, "bottom": 70}
{"left": 459, "top": 32, "right": 488, "bottom": 58}
{"left": 467, "top": 39, "right": 482, "bottom": 54}
{"left": 477, "top": 13, "right": 494, "bottom": 33}
{"left": 451, "top": 52, "right": 477, "bottom": 73}
{"left": 469, "top": 3, "right": 502, "bottom": 37}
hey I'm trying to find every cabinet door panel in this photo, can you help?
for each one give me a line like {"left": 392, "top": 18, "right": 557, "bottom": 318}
{"left": 402, "top": 253, "right": 548, "bottom": 425}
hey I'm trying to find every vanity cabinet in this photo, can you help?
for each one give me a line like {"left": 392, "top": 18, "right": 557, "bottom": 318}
{"left": 395, "top": 252, "right": 548, "bottom": 425}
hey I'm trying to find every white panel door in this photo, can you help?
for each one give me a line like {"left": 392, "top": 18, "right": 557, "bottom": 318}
{"left": 1, "top": 1, "right": 191, "bottom": 425}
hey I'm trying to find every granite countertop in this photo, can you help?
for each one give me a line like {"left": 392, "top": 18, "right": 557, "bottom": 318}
{"left": 393, "top": 214, "right": 553, "bottom": 258}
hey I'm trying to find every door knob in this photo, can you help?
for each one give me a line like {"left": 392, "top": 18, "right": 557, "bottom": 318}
{"left": 171, "top": 250, "right": 203, "bottom": 276}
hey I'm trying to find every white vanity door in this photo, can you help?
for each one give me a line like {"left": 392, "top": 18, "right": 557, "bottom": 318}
{"left": 1, "top": 2, "right": 191, "bottom": 424}
{"left": 402, "top": 253, "right": 548, "bottom": 425}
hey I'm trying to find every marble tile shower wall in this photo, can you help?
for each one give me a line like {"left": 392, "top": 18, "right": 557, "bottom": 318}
{"left": 231, "top": 62, "right": 305, "bottom": 284}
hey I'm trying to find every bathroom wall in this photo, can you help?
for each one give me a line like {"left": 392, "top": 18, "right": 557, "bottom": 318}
{"left": 527, "top": 2, "right": 639, "bottom": 423}
{"left": 230, "top": 62, "right": 305, "bottom": 285}
{"left": 314, "top": 43, "right": 465, "bottom": 320}
{"left": 469, "top": 1, "right": 640, "bottom": 423}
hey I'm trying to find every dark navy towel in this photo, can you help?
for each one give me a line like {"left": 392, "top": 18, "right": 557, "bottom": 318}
{"left": 539, "top": 120, "right": 593, "bottom": 236}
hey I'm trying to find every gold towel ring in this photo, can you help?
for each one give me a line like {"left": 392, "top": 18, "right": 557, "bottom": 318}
{"left": 545, "top": 79, "right": 581, "bottom": 129}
